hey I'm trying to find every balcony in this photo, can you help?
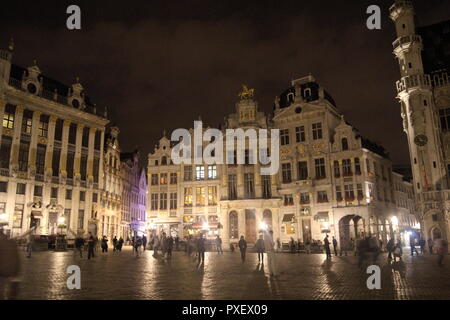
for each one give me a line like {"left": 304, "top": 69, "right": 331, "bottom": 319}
{"left": 389, "top": 1, "right": 413, "bottom": 19}
{"left": 396, "top": 74, "right": 431, "bottom": 93}
{"left": 0, "top": 168, "right": 9, "bottom": 177}
{"left": 392, "top": 35, "right": 422, "bottom": 51}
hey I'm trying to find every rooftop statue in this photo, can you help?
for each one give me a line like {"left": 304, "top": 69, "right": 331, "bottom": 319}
{"left": 238, "top": 84, "right": 255, "bottom": 100}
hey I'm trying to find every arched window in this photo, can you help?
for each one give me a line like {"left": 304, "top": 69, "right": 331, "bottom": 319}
{"left": 287, "top": 92, "right": 294, "bottom": 104}
{"left": 161, "top": 156, "right": 167, "bottom": 165}
{"left": 303, "top": 88, "right": 311, "bottom": 97}
{"left": 229, "top": 211, "right": 238, "bottom": 239}
{"left": 342, "top": 138, "right": 349, "bottom": 151}
{"left": 263, "top": 209, "right": 272, "bottom": 231}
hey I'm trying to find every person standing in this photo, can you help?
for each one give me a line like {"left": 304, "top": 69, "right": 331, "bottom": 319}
{"left": 166, "top": 235, "right": 174, "bottom": 259}
{"left": 75, "top": 236, "right": 84, "bottom": 258}
{"left": 142, "top": 235, "right": 147, "bottom": 251}
{"left": 324, "top": 235, "right": 332, "bottom": 259}
{"left": 289, "top": 237, "right": 295, "bottom": 254}
{"left": 215, "top": 235, "right": 223, "bottom": 254}
{"left": 197, "top": 233, "right": 206, "bottom": 264}
{"left": 238, "top": 235, "right": 247, "bottom": 262}
{"left": 255, "top": 234, "right": 265, "bottom": 262}
{"left": 101, "top": 236, "right": 108, "bottom": 253}
{"left": 160, "top": 232, "right": 167, "bottom": 258}
{"left": 118, "top": 237, "right": 124, "bottom": 252}
{"left": 175, "top": 235, "right": 179, "bottom": 251}
{"left": 264, "top": 230, "right": 277, "bottom": 276}
{"left": 87, "top": 233, "right": 95, "bottom": 260}
{"left": 332, "top": 236, "right": 338, "bottom": 256}
{"left": 387, "top": 238, "right": 395, "bottom": 260}
{"left": 434, "top": 237, "right": 446, "bottom": 266}
{"left": 418, "top": 238, "right": 426, "bottom": 255}
{"left": 393, "top": 240, "right": 403, "bottom": 262}
{"left": 427, "top": 238, "right": 434, "bottom": 254}
{"left": 410, "top": 236, "right": 418, "bottom": 256}
{"left": 112, "top": 236, "right": 118, "bottom": 252}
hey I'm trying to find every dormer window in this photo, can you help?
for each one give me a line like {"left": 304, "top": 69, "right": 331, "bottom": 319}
{"left": 72, "top": 98, "right": 80, "bottom": 108}
{"left": 287, "top": 92, "right": 294, "bottom": 103}
{"left": 304, "top": 88, "right": 311, "bottom": 97}
{"left": 161, "top": 156, "right": 167, "bottom": 165}
{"left": 27, "top": 82, "right": 37, "bottom": 94}
{"left": 342, "top": 138, "right": 349, "bottom": 151}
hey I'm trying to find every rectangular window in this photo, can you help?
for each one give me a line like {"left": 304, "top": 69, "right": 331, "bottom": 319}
{"left": 80, "top": 191, "right": 85, "bottom": 202}
{"left": 18, "top": 141, "right": 29, "bottom": 172}
{"left": 78, "top": 210, "right": 84, "bottom": 230}
{"left": 244, "top": 173, "right": 255, "bottom": 198}
{"left": 2, "top": 105, "right": 15, "bottom": 129}
{"left": 284, "top": 194, "right": 294, "bottom": 206}
{"left": 336, "top": 186, "right": 342, "bottom": 201}
{"left": 21, "top": 114, "right": 32, "bottom": 134}
{"left": 0, "top": 181, "right": 7, "bottom": 193}
{"left": 355, "top": 157, "right": 361, "bottom": 175}
{"left": 36, "top": 144, "right": 46, "bottom": 175}
{"left": 333, "top": 160, "right": 340, "bottom": 177}
{"left": 315, "top": 158, "right": 326, "bottom": 179}
{"left": 366, "top": 158, "right": 372, "bottom": 174}
{"left": 344, "top": 184, "right": 355, "bottom": 200}
{"left": 13, "top": 204, "right": 24, "bottom": 228}
{"left": 160, "top": 173, "right": 168, "bottom": 185}
{"left": 357, "top": 183, "right": 364, "bottom": 199}
{"left": 170, "top": 172, "right": 177, "bottom": 184}
{"left": 66, "top": 152, "right": 75, "bottom": 179}
{"left": 312, "top": 123, "right": 322, "bottom": 140}
{"left": 317, "top": 191, "right": 328, "bottom": 203}
{"left": 184, "top": 166, "right": 192, "bottom": 181}
{"left": 196, "top": 187, "right": 206, "bottom": 206}
{"left": 52, "top": 149, "right": 61, "bottom": 177}
{"left": 64, "top": 209, "right": 71, "bottom": 227}
{"left": 68, "top": 123, "right": 77, "bottom": 145}
{"left": 195, "top": 165, "right": 205, "bottom": 180}
{"left": 34, "top": 185, "right": 43, "bottom": 197}
{"left": 262, "top": 175, "right": 271, "bottom": 199}
{"left": 0, "top": 136, "right": 12, "bottom": 169}
{"left": 297, "top": 161, "right": 308, "bottom": 180}
{"left": 160, "top": 193, "right": 167, "bottom": 210}
{"left": 93, "top": 157, "right": 100, "bottom": 183}
{"left": 295, "top": 126, "right": 305, "bottom": 142}
{"left": 54, "top": 119, "right": 63, "bottom": 141}
{"left": 16, "top": 183, "right": 26, "bottom": 195}
{"left": 38, "top": 118, "right": 49, "bottom": 138}
{"left": 51, "top": 187, "right": 58, "bottom": 199}
{"left": 151, "top": 193, "right": 158, "bottom": 210}
{"left": 208, "top": 186, "right": 217, "bottom": 205}
{"left": 65, "top": 189, "right": 72, "bottom": 200}
{"left": 300, "top": 192, "right": 310, "bottom": 204}
{"left": 0, "top": 202, "right": 5, "bottom": 213}
{"left": 80, "top": 155, "right": 87, "bottom": 181}
{"left": 208, "top": 165, "right": 217, "bottom": 179}
{"left": 151, "top": 174, "right": 158, "bottom": 185}
{"left": 170, "top": 192, "right": 177, "bottom": 210}
{"left": 342, "top": 159, "right": 352, "bottom": 176}
{"left": 92, "top": 193, "right": 98, "bottom": 203}
{"left": 282, "top": 163, "right": 292, "bottom": 183}
{"left": 184, "top": 188, "right": 193, "bottom": 207}
{"left": 82, "top": 127, "right": 89, "bottom": 147}
{"left": 439, "top": 108, "right": 450, "bottom": 131}
{"left": 228, "top": 174, "right": 237, "bottom": 200}
{"left": 280, "top": 129, "right": 290, "bottom": 145}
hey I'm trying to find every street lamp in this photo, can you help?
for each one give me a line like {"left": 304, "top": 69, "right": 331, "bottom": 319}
{"left": 259, "top": 221, "right": 268, "bottom": 231}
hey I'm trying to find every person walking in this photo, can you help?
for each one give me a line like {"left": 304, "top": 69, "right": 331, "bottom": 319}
{"left": 215, "top": 235, "right": 223, "bottom": 254}
{"left": 393, "top": 240, "right": 403, "bottom": 262}
{"left": 324, "top": 235, "right": 332, "bottom": 259}
{"left": 289, "top": 237, "right": 295, "bottom": 254}
{"left": 75, "top": 235, "right": 84, "bottom": 258}
{"left": 332, "top": 236, "right": 338, "bottom": 256}
{"left": 387, "top": 238, "right": 395, "bottom": 261}
{"left": 87, "top": 233, "right": 95, "bottom": 260}
{"left": 427, "top": 238, "right": 434, "bottom": 254}
{"left": 418, "top": 238, "right": 426, "bottom": 255}
{"left": 135, "top": 236, "right": 143, "bottom": 257}
{"left": 264, "top": 230, "right": 277, "bottom": 276}
{"left": 255, "top": 234, "right": 265, "bottom": 262}
{"left": 197, "top": 233, "right": 206, "bottom": 264}
{"left": 160, "top": 232, "right": 167, "bottom": 258}
{"left": 112, "top": 236, "right": 118, "bottom": 252}
{"left": 238, "top": 236, "right": 247, "bottom": 262}
{"left": 305, "top": 239, "right": 311, "bottom": 254}
{"left": 175, "top": 235, "right": 179, "bottom": 251}
{"left": 142, "top": 235, "right": 147, "bottom": 251}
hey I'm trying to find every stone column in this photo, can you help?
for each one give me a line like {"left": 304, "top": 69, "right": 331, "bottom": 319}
{"left": 10, "top": 105, "right": 24, "bottom": 176}
{"left": 86, "top": 127, "right": 96, "bottom": 188}
{"left": 44, "top": 116, "right": 57, "bottom": 181}
{"left": 59, "top": 120, "right": 71, "bottom": 183}
{"left": 98, "top": 130, "right": 105, "bottom": 189}
{"left": 238, "top": 208, "right": 245, "bottom": 239}
{"left": 27, "top": 110, "right": 42, "bottom": 178}
{"left": 237, "top": 165, "right": 244, "bottom": 198}
{"left": 255, "top": 164, "right": 262, "bottom": 198}
{"left": 74, "top": 124, "right": 84, "bottom": 186}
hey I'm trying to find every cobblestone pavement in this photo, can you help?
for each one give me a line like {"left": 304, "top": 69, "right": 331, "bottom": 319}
{"left": 12, "top": 247, "right": 450, "bottom": 300}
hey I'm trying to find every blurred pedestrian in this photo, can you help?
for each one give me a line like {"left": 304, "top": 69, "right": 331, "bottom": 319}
{"left": 264, "top": 230, "right": 277, "bottom": 276}
{"left": 117, "top": 237, "right": 124, "bottom": 252}
{"left": 434, "top": 237, "right": 446, "bottom": 266}
{"left": 393, "top": 240, "right": 403, "bottom": 262}
{"left": 101, "top": 236, "right": 108, "bottom": 253}
{"left": 75, "top": 235, "right": 84, "bottom": 258}
{"left": 134, "top": 236, "right": 142, "bottom": 257}
{"left": 238, "top": 235, "right": 247, "bottom": 262}
{"left": 112, "top": 236, "right": 118, "bottom": 252}
{"left": 175, "top": 235, "right": 179, "bottom": 250}
{"left": 387, "top": 238, "right": 395, "bottom": 260}
{"left": 142, "top": 235, "right": 147, "bottom": 251}
{"left": 332, "top": 236, "right": 338, "bottom": 256}
{"left": 197, "top": 233, "right": 206, "bottom": 264}
{"left": 324, "top": 235, "right": 332, "bottom": 258}
{"left": 87, "top": 233, "right": 95, "bottom": 260}
{"left": 289, "top": 237, "right": 295, "bottom": 254}
{"left": 428, "top": 238, "right": 434, "bottom": 254}
{"left": 255, "top": 234, "right": 265, "bottom": 262}
{"left": 215, "top": 235, "right": 223, "bottom": 254}
{"left": 410, "top": 236, "right": 418, "bottom": 256}
{"left": 166, "top": 235, "right": 174, "bottom": 258}
{"left": 418, "top": 237, "right": 426, "bottom": 255}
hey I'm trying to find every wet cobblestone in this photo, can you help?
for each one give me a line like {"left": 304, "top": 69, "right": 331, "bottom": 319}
{"left": 13, "top": 247, "right": 450, "bottom": 300}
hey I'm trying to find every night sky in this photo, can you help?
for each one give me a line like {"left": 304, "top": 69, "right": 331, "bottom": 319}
{"left": 1, "top": 0, "right": 449, "bottom": 165}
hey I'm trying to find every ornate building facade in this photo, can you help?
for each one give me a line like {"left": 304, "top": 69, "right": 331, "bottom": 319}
{"left": 147, "top": 76, "right": 418, "bottom": 247}
{"left": 390, "top": 0, "right": 450, "bottom": 242}
{"left": 0, "top": 43, "right": 109, "bottom": 237}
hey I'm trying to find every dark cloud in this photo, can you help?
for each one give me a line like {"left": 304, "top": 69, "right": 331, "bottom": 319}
{"left": 0, "top": 0, "right": 448, "bottom": 164}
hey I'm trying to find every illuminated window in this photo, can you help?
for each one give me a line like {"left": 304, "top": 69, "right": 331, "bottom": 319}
{"left": 195, "top": 165, "right": 205, "bottom": 180}
{"left": 2, "top": 111, "right": 14, "bottom": 129}
{"left": 207, "top": 165, "right": 217, "bottom": 179}
{"left": 159, "top": 193, "right": 167, "bottom": 210}
{"left": 21, "top": 116, "right": 32, "bottom": 134}
{"left": 343, "top": 159, "right": 352, "bottom": 176}
{"left": 151, "top": 174, "right": 158, "bottom": 185}
{"left": 170, "top": 172, "right": 177, "bottom": 184}
{"left": 151, "top": 194, "right": 158, "bottom": 210}
{"left": 208, "top": 186, "right": 217, "bottom": 205}
{"left": 184, "top": 187, "right": 193, "bottom": 207}
{"left": 170, "top": 192, "right": 177, "bottom": 209}
{"left": 160, "top": 173, "right": 168, "bottom": 185}
{"left": 13, "top": 204, "right": 24, "bottom": 228}
{"left": 196, "top": 187, "right": 206, "bottom": 206}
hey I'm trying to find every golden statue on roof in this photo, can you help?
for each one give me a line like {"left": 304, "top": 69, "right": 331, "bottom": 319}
{"left": 238, "top": 84, "right": 255, "bottom": 100}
